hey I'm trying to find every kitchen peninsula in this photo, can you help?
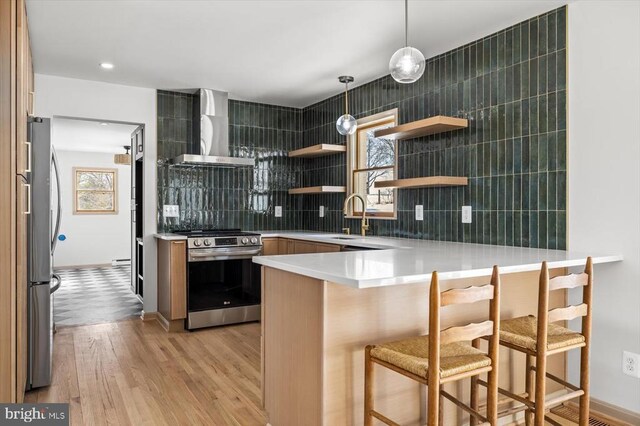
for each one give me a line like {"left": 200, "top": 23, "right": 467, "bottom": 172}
{"left": 253, "top": 233, "right": 622, "bottom": 426}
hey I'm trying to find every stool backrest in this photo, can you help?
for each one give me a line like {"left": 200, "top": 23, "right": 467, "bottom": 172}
{"left": 537, "top": 257, "right": 593, "bottom": 354}
{"left": 428, "top": 266, "right": 501, "bottom": 385}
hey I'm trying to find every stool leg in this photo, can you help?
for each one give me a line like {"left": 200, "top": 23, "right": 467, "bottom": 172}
{"left": 438, "top": 385, "right": 444, "bottom": 426}
{"left": 525, "top": 354, "right": 534, "bottom": 426}
{"left": 364, "top": 346, "right": 374, "bottom": 426}
{"left": 579, "top": 344, "right": 590, "bottom": 426}
{"left": 534, "top": 352, "right": 547, "bottom": 426}
{"left": 470, "top": 339, "right": 480, "bottom": 426}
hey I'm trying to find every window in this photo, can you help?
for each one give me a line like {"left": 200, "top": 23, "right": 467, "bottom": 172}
{"left": 73, "top": 168, "right": 118, "bottom": 214}
{"left": 347, "top": 109, "right": 398, "bottom": 219}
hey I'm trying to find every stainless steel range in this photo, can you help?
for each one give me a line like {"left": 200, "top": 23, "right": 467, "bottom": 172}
{"left": 174, "top": 229, "right": 262, "bottom": 330}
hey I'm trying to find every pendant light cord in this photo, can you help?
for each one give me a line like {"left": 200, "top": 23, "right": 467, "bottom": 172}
{"left": 405, "top": 0, "right": 408, "bottom": 47}
{"left": 344, "top": 82, "right": 349, "bottom": 115}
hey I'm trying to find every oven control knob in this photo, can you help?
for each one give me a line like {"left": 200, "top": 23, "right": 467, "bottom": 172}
{"left": 203, "top": 239, "right": 211, "bottom": 246}
{"left": 241, "top": 237, "right": 249, "bottom": 245}
{"left": 250, "top": 237, "right": 258, "bottom": 244}
{"left": 193, "top": 239, "right": 202, "bottom": 247}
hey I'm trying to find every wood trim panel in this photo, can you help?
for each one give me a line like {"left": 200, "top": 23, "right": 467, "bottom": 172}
{"left": 157, "top": 239, "right": 187, "bottom": 323}
{"left": 262, "top": 267, "right": 323, "bottom": 426}
{"left": 0, "top": 0, "right": 17, "bottom": 403}
{"left": 169, "top": 241, "right": 187, "bottom": 320}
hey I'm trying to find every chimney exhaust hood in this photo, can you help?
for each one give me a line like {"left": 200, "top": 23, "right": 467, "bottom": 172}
{"left": 171, "top": 89, "right": 254, "bottom": 167}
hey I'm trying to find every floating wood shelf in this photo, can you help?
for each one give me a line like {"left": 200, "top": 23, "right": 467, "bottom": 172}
{"left": 288, "top": 144, "right": 346, "bottom": 158}
{"left": 373, "top": 115, "right": 468, "bottom": 140}
{"left": 374, "top": 176, "right": 468, "bottom": 189}
{"left": 288, "top": 186, "right": 346, "bottom": 195}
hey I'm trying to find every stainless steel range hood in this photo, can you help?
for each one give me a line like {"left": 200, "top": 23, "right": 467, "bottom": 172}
{"left": 171, "top": 89, "right": 254, "bottom": 167}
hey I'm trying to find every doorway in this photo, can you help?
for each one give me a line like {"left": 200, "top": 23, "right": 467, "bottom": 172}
{"left": 50, "top": 116, "right": 143, "bottom": 326}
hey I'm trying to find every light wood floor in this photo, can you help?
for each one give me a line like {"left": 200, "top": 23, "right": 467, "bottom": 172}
{"left": 25, "top": 319, "right": 267, "bottom": 425}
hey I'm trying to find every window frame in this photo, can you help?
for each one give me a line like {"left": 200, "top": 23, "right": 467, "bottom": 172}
{"left": 345, "top": 108, "right": 398, "bottom": 220}
{"left": 73, "top": 167, "right": 119, "bottom": 215}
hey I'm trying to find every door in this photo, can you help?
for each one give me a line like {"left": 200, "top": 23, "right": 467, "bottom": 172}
{"left": 130, "top": 125, "right": 143, "bottom": 298}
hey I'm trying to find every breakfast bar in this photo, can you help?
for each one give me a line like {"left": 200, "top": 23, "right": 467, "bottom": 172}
{"left": 253, "top": 234, "right": 622, "bottom": 426}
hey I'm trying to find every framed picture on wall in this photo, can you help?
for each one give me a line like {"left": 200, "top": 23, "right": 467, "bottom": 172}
{"left": 73, "top": 167, "right": 118, "bottom": 214}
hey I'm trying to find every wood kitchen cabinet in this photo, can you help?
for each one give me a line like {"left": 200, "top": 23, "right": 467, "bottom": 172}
{"left": 157, "top": 239, "right": 187, "bottom": 332}
{"left": 261, "top": 238, "right": 341, "bottom": 256}
{"left": 0, "top": 0, "right": 33, "bottom": 403}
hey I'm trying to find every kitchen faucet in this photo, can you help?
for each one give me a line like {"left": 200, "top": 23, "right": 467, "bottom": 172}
{"left": 343, "top": 193, "right": 369, "bottom": 236}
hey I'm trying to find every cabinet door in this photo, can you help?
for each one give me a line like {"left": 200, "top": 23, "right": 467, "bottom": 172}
{"left": 15, "top": 0, "right": 29, "bottom": 177}
{"left": 293, "top": 240, "right": 317, "bottom": 254}
{"left": 262, "top": 238, "right": 279, "bottom": 256}
{"left": 278, "top": 238, "right": 291, "bottom": 255}
{"left": 15, "top": 176, "right": 28, "bottom": 401}
{"left": 316, "top": 242, "right": 340, "bottom": 253}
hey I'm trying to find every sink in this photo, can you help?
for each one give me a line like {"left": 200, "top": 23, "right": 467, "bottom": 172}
{"left": 332, "top": 236, "right": 359, "bottom": 240}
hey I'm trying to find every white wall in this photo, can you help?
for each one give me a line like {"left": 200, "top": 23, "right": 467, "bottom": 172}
{"left": 34, "top": 74, "right": 158, "bottom": 313}
{"left": 54, "top": 150, "right": 131, "bottom": 267}
{"left": 567, "top": 1, "right": 640, "bottom": 413}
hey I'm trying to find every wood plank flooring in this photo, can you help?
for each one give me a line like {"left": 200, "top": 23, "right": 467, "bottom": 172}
{"left": 24, "top": 319, "right": 267, "bottom": 425}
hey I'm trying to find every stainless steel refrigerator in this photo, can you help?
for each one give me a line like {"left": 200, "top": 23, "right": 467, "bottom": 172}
{"left": 26, "top": 117, "right": 62, "bottom": 390}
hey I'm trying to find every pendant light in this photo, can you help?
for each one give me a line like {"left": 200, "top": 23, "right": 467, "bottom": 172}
{"left": 114, "top": 145, "right": 131, "bottom": 165}
{"left": 389, "top": 0, "right": 425, "bottom": 84}
{"left": 336, "top": 76, "right": 357, "bottom": 136}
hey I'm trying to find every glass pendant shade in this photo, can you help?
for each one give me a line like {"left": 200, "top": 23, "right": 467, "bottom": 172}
{"left": 336, "top": 75, "right": 357, "bottom": 136}
{"left": 389, "top": 46, "right": 426, "bottom": 84}
{"left": 336, "top": 114, "right": 357, "bottom": 135}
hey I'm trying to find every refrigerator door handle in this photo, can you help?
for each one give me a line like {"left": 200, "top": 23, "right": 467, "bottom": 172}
{"left": 23, "top": 183, "right": 31, "bottom": 215}
{"left": 25, "top": 141, "right": 32, "bottom": 173}
{"left": 50, "top": 274, "right": 61, "bottom": 294}
{"left": 51, "top": 147, "right": 62, "bottom": 252}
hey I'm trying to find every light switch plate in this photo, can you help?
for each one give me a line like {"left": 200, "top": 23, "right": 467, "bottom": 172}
{"left": 462, "top": 206, "right": 472, "bottom": 223}
{"left": 415, "top": 205, "right": 424, "bottom": 221}
{"left": 163, "top": 204, "right": 180, "bottom": 218}
{"left": 319, "top": 205, "right": 325, "bottom": 218}
{"left": 275, "top": 206, "right": 283, "bottom": 217}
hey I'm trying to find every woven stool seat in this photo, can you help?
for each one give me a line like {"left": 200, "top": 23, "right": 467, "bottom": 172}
{"left": 370, "top": 336, "right": 491, "bottom": 379}
{"left": 500, "top": 315, "right": 585, "bottom": 352}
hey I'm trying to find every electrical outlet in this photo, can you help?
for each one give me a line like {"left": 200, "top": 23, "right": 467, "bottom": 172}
{"left": 274, "top": 206, "right": 282, "bottom": 218}
{"left": 319, "top": 205, "right": 325, "bottom": 218}
{"left": 415, "top": 205, "right": 423, "bottom": 221}
{"left": 623, "top": 351, "right": 640, "bottom": 378}
{"left": 163, "top": 205, "right": 179, "bottom": 218}
{"left": 461, "top": 205, "right": 472, "bottom": 223}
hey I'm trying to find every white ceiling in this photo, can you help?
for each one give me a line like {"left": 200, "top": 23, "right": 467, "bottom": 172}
{"left": 53, "top": 118, "right": 139, "bottom": 154}
{"left": 27, "top": 0, "right": 568, "bottom": 108}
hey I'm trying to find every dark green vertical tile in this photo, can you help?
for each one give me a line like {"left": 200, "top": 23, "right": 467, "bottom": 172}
{"left": 529, "top": 18, "right": 539, "bottom": 59}
{"left": 557, "top": 7, "right": 566, "bottom": 50}
{"left": 557, "top": 171, "right": 567, "bottom": 210}
{"left": 557, "top": 90, "right": 566, "bottom": 130}
{"left": 539, "top": 133, "right": 548, "bottom": 172}
{"left": 539, "top": 172, "right": 548, "bottom": 210}
{"left": 557, "top": 210, "right": 566, "bottom": 249}
{"left": 538, "top": 15, "right": 548, "bottom": 56}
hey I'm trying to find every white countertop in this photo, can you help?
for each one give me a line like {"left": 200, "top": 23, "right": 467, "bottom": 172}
{"left": 252, "top": 231, "right": 623, "bottom": 288}
{"left": 155, "top": 233, "right": 188, "bottom": 241}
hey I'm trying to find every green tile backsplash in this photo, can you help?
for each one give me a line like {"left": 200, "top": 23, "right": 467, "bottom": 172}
{"left": 157, "top": 91, "right": 305, "bottom": 232}
{"left": 156, "top": 6, "right": 566, "bottom": 249}
{"left": 300, "top": 6, "right": 567, "bottom": 249}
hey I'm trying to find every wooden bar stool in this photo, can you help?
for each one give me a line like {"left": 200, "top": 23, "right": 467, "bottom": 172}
{"left": 474, "top": 258, "right": 593, "bottom": 426}
{"left": 364, "top": 266, "right": 501, "bottom": 426}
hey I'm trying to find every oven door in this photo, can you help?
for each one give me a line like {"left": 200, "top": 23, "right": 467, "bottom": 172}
{"left": 187, "top": 247, "right": 262, "bottom": 313}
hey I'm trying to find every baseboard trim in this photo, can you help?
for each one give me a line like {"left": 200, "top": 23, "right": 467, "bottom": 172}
{"left": 140, "top": 311, "right": 158, "bottom": 322}
{"left": 156, "top": 312, "right": 185, "bottom": 332}
{"left": 568, "top": 398, "right": 640, "bottom": 426}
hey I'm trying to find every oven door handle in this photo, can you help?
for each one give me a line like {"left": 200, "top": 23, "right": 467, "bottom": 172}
{"left": 188, "top": 247, "right": 263, "bottom": 262}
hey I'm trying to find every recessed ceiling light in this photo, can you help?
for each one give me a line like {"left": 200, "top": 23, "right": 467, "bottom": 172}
{"left": 100, "top": 122, "right": 109, "bottom": 126}
{"left": 99, "top": 62, "right": 114, "bottom": 70}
